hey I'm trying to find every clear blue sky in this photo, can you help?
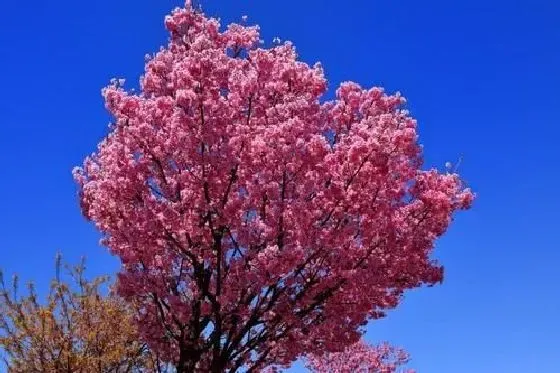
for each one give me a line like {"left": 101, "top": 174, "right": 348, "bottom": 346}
{"left": 1, "top": 1, "right": 558, "bottom": 372}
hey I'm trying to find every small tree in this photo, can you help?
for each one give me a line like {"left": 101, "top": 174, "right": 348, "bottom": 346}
{"left": 305, "top": 340, "right": 413, "bottom": 373}
{"left": 74, "top": 2, "right": 473, "bottom": 371}
{"left": 0, "top": 255, "right": 157, "bottom": 372}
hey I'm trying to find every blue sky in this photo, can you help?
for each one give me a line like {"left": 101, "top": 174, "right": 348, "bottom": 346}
{"left": 1, "top": 1, "right": 559, "bottom": 372}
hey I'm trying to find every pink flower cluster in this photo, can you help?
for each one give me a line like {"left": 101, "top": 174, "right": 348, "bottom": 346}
{"left": 306, "top": 340, "right": 414, "bottom": 373}
{"left": 74, "top": 4, "right": 473, "bottom": 371}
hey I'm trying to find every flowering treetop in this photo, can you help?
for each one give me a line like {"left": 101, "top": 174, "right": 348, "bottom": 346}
{"left": 74, "top": 3, "right": 473, "bottom": 371}
{"left": 306, "top": 340, "right": 414, "bottom": 373}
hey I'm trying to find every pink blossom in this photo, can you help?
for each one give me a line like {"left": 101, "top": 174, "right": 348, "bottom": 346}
{"left": 306, "top": 340, "right": 414, "bottom": 373}
{"left": 75, "top": 4, "right": 473, "bottom": 372}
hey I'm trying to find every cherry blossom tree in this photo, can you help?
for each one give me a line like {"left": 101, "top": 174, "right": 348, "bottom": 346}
{"left": 74, "top": 2, "right": 473, "bottom": 371}
{"left": 305, "top": 340, "right": 413, "bottom": 373}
